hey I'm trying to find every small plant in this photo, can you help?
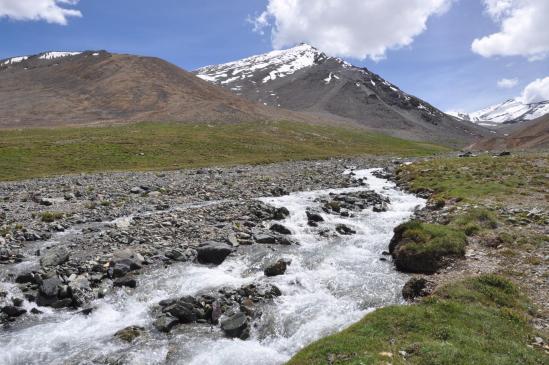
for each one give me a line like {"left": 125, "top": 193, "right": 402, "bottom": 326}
{"left": 40, "top": 211, "right": 64, "bottom": 223}
{"left": 100, "top": 200, "right": 111, "bottom": 207}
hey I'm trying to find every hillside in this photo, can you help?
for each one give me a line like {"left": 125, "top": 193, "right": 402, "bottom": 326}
{"left": 472, "top": 114, "right": 549, "bottom": 150}
{"left": 0, "top": 51, "right": 309, "bottom": 128}
{"left": 196, "top": 44, "right": 489, "bottom": 147}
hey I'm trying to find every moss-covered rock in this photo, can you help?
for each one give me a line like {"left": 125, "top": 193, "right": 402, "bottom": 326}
{"left": 389, "top": 221, "right": 467, "bottom": 274}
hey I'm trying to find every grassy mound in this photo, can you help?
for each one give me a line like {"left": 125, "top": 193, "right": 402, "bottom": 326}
{"left": 288, "top": 275, "right": 547, "bottom": 365}
{"left": 0, "top": 121, "right": 447, "bottom": 181}
{"left": 389, "top": 221, "right": 467, "bottom": 273}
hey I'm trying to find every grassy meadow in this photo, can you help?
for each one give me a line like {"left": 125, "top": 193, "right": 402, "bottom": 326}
{"left": 0, "top": 121, "right": 448, "bottom": 181}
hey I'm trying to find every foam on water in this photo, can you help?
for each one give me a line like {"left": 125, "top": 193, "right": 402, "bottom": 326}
{"left": 0, "top": 169, "right": 424, "bottom": 365}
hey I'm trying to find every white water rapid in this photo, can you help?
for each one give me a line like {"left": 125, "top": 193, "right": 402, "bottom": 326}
{"left": 0, "top": 169, "right": 424, "bottom": 365}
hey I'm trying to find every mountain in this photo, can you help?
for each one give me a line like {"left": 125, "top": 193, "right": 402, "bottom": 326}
{"left": 471, "top": 113, "right": 549, "bottom": 150}
{"left": 195, "top": 44, "right": 488, "bottom": 147}
{"left": 448, "top": 98, "right": 549, "bottom": 127}
{"left": 0, "top": 50, "right": 312, "bottom": 128}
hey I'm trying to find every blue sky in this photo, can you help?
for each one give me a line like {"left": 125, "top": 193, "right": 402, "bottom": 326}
{"left": 1, "top": 0, "right": 548, "bottom": 112}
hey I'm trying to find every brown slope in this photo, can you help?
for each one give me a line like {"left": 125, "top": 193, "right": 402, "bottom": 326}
{"left": 471, "top": 114, "right": 549, "bottom": 150}
{"left": 0, "top": 51, "right": 316, "bottom": 128}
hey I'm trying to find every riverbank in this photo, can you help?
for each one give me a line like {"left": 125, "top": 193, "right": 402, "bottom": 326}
{"left": 288, "top": 152, "right": 549, "bottom": 364}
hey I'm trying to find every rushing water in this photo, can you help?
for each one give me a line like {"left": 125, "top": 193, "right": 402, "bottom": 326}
{"left": 0, "top": 169, "right": 424, "bottom": 365}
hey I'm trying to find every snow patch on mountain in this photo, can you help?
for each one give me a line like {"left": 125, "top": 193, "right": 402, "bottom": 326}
{"left": 1, "top": 56, "right": 29, "bottom": 66}
{"left": 38, "top": 52, "right": 82, "bottom": 60}
{"left": 197, "top": 44, "right": 324, "bottom": 84}
{"left": 448, "top": 98, "right": 549, "bottom": 125}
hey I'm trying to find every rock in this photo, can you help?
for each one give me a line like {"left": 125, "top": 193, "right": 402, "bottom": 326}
{"left": 226, "top": 233, "right": 240, "bottom": 247}
{"left": 114, "top": 326, "right": 145, "bottom": 343}
{"left": 264, "top": 259, "right": 289, "bottom": 277}
{"left": 306, "top": 211, "right": 324, "bottom": 223}
{"left": 270, "top": 223, "right": 291, "bottom": 235}
{"left": 458, "top": 151, "right": 473, "bottom": 158}
{"left": 402, "top": 277, "right": 428, "bottom": 300}
{"left": 113, "top": 276, "right": 137, "bottom": 288}
{"left": 273, "top": 207, "right": 290, "bottom": 220}
{"left": 271, "top": 187, "right": 289, "bottom": 197}
{"left": 220, "top": 312, "right": 249, "bottom": 340}
{"left": 163, "top": 302, "right": 197, "bottom": 323}
{"left": 109, "top": 250, "right": 144, "bottom": 278}
{"left": 373, "top": 202, "right": 389, "bottom": 213}
{"left": 154, "top": 315, "right": 179, "bottom": 333}
{"left": 39, "top": 198, "right": 54, "bottom": 206}
{"left": 498, "top": 151, "right": 511, "bottom": 157}
{"left": 165, "top": 248, "right": 197, "bottom": 262}
{"left": 336, "top": 224, "right": 356, "bottom": 235}
{"left": 69, "top": 276, "right": 94, "bottom": 307}
{"left": 12, "top": 298, "right": 24, "bottom": 307}
{"left": 40, "top": 246, "right": 70, "bottom": 267}
{"left": 196, "top": 241, "right": 234, "bottom": 265}
{"left": 15, "top": 271, "right": 39, "bottom": 284}
{"left": 130, "top": 187, "right": 142, "bottom": 194}
{"left": 1, "top": 306, "right": 26, "bottom": 317}
{"left": 254, "top": 234, "right": 277, "bottom": 244}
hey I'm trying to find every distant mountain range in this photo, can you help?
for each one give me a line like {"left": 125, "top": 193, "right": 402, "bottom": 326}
{"left": 0, "top": 46, "right": 489, "bottom": 147}
{"left": 195, "top": 44, "right": 488, "bottom": 146}
{"left": 448, "top": 98, "right": 549, "bottom": 127}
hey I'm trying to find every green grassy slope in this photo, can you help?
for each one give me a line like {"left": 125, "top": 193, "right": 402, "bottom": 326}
{"left": 0, "top": 121, "right": 447, "bottom": 181}
{"left": 288, "top": 275, "right": 548, "bottom": 365}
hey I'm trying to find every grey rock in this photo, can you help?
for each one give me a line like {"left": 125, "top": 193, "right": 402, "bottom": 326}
{"left": 154, "top": 315, "right": 179, "bottom": 333}
{"left": 40, "top": 247, "right": 69, "bottom": 268}
{"left": 264, "top": 259, "right": 290, "bottom": 277}
{"left": 254, "top": 234, "right": 277, "bottom": 244}
{"left": 1, "top": 306, "right": 26, "bottom": 317}
{"left": 270, "top": 223, "right": 292, "bottom": 235}
{"left": 114, "top": 326, "right": 145, "bottom": 343}
{"left": 196, "top": 241, "right": 234, "bottom": 265}
{"left": 336, "top": 224, "right": 356, "bottom": 235}
{"left": 220, "top": 312, "right": 249, "bottom": 340}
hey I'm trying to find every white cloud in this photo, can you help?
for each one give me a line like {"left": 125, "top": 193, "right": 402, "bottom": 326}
{"left": 253, "top": 0, "right": 453, "bottom": 61}
{"left": 472, "top": 0, "right": 549, "bottom": 60}
{"left": 497, "top": 78, "right": 518, "bottom": 88}
{"left": 0, "top": 0, "right": 81, "bottom": 25}
{"left": 520, "top": 77, "right": 549, "bottom": 104}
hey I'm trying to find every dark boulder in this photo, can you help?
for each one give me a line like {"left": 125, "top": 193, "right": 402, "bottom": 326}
{"left": 273, "top": 207, "right": 290, "bottom": 220}
{"left": 1, "top": 306, "right": 26, "bottom": 317}
{"left": 196, "top": 241, "right": 234, "bottom": 265}
{"left": 306, "top": 211, "right": 324, "bottom": 223}
{"left": 154, "top": 315, "right": 179, "bottom": 333}
{"left": 270, "top": 223, "right": 292, "bottom": 235}
{"left": 402, "top": 277, "right": 428, "bottom": 300}
{"left": 220, "top": 312, "right": 250, "bottom": 340}
{"left": 336, "top": 224, "right": 356, "bottom": 235}
{"left": 163, "top": 302, "right": 197, "bottom": 323}
{"left": 254, "top": 234, "right": 277, "bottom": 244}
{"left": 113, "top": 276, "right": 137, "bottom": 289}
{"left": 264, "top": 259, "right": 290, "bottom": 277}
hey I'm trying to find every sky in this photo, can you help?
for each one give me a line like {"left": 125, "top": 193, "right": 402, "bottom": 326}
{"left": 1, "top": 0, "right": 548, "bottom": 112}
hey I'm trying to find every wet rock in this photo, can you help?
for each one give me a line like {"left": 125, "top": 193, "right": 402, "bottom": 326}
{"left": 12, "top": 298, "right": 24, "bottom": 307}
{"left": 373, "top": 202, "right": 389, "bottom": 213}
{"left": 264, "top": 259, "right": 290, "bottom": 277}
{"left": 306, "top": 211, "right": 324, "bottom": 223}
{"left": 40, "top": 246, "right": 70, "bottom": 268}
{"left": 154, "top": 315, "right": 179, "bottom": 333}
{"left": 196, "top": 241, "right": 234, "bottom": 265}
{"left": 37, "top": 276, "right": 62, "bottom": 305}
{"left": 114, "top": 326, "right": 145, "bottom": 343}
{"left": 113, "top": 276, "right": 137, "bottom": 289}
{"left": 108, "top": 250, "right": 144, "bottom": 278}
{"left": 225, "top": 233, "right": 240, "bottom": 247}
{"left": 402, "top": 277, "right": 428, "bottom": 300}
{"left": 163, "top": 302, "right": 197, "bottom": 323}
{"left": 15, "top": 271, "right": 39, "bottom": 284}
{"left": 165, "top": 248, "right": 197, "bottom": 262}
{"left": 271, "top": 187, "right": 289, "bottom": 197}
{"left": 220, "top": 312, "right": 249, "bottom": 340}
{"left": 1, "top": 306, "right": 26, "bottom": 317}
{"left": 273, "top": 207, "right": 290, "bottom": 220}
{"left": 270, "top": 223, "right": 291, "bottom": 235}
{"left": 254, "top": 234, "right": 277, "bottom": 244}
{"left": 336, "top": 224, "right": 356, "bottom": 235}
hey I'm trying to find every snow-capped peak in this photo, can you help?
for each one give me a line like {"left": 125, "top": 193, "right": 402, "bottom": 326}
{"left": 448, "top": 98, "right": 549, "bottom": 125}
{"left": 196, "top": 43, "right": 325, "bottom": 84}
{"left": 1, "top": 51, "right": 82, "bottom": 67}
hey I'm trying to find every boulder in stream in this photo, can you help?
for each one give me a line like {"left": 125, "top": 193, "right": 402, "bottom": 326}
{"left": 220, "top": 312, "right": 250, "bottom": 340}
{"left": 196, "top": 241, "right": 234, "bottom": 265}
{"left": 40, "top": 247, "right": 70, "bottom": 268}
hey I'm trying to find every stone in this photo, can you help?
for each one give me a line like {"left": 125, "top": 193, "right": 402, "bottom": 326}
{"left": 273, "top": 207, "right": 290, "bottom": 220}
{"left": 40, "top": 247, "right": 70, "bottom": 267}
{"left": 196, "top": 241, "right": 234, "bottom": 265}
{"left": 306, "top": 211, "right": 324, "bottom": 223}
{"left": 130, "top": 187, "right": 142, "bottom": 194}
{"left": 1, "top": 306, "right": 26, "bottom": 317}
{"left": 402, "top": 277, "right": 428, "bottom": 300}
{"left": 114, "top": 326, "right": 145, "bottom": 343}
{"left": 154, "top": 315, "right": 179, "bottom": 333}
{"left": 220, "top": 312, "right": 249, "bottom": 340}
{"left": 336, "top": 224, "right": 356, "bottom": 235}
{"left": 270, "top": 223, "right": 291, "bottom": 235}
{"left": 15, "top": 271, "right": 38, "bottom": 284}
{"left": 226, "top": 233, "right": 240, "bottom": 247}
{"left": 113, "top": 276, "right": 137, "bottom": 288}
{"left": 163, "top": 302, "right": 197, "bottom": 323}
{"left": 373, "top": 202, "right": 389, "bottom": 213}
{"left": 264, "top": 259, "right": 289, "bottom": 277}
{"left": 254, "top": 234, "right": 277, "bottom": 244}
{"left": 271, "top": 187, "right": 289, "bottom": 197}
